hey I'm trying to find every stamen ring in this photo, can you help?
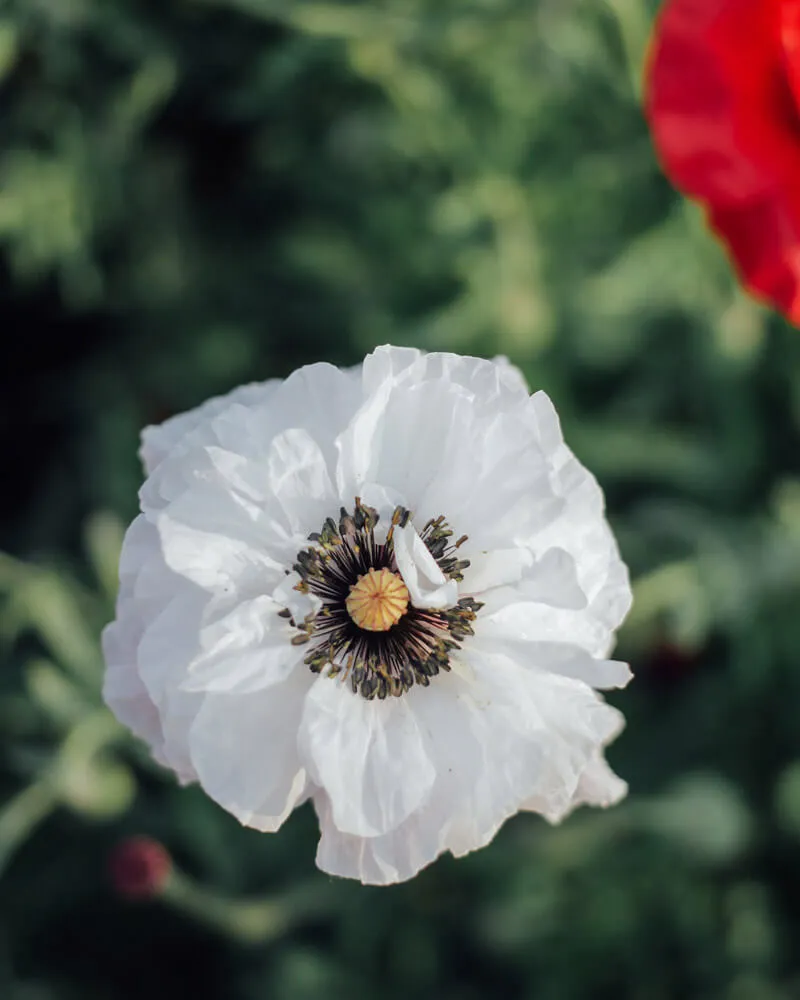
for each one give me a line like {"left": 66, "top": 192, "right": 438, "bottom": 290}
{"left": 287, "top": 500, "right": 481, "bottom": 699}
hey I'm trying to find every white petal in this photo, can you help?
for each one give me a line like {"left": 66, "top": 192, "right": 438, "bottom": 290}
{"left": 103, "top": 518, "right": 200, "bottom": 781}
{"left": 480, "top": 593, "right": 606, "bottom": 648}
{"left": 464, "top": 547, "right": 585, "bottom": 606}
{"left": 491, "top": 354, "right": 531, "bottom": 395}
{"left": 459, "top": 548, "right": 534, "bottom": 594}
{"left": 314, "top": 792, "right": 444, "bottom": 886}
{"left": 268, "top": 362, "right": 363, "bottom": 479}
{"left": 472, "top": 632, "right": 632, "bottom": 690}
{"left": 314, "top": 655, "right": 624, "bottom": 883}
{"left": 154, "top": 483, "right": 288, "bottom": 594}
{"left": 146, "top": 424, "right": 338, "bottom": 593}
{"left": 392, "top": 522, "right": 459, "bottom": 610}
{"left": 141, "top": 365, "right": 360, "bottom": 519}
{"left": 360, "top": 344, "right": 422, "bottom": 392}
{"left": 561, "top": 754, "right": 628, "bottom": 814}
{"left": 419, "top": 406, "right": 564, "bottom": 550}
{"left": 157, "top": 688, "right": 205, "bottom": 782}
{"left": 479, "top": 565, "right": 613, "bottom": 657}
{"left": 139, "top": 380, "right": 279, "bottom": 475}
{"left": 139, "top": 404, "right": 272, "bottom": 516}
{"left": 339, "top": 350, "right": 562, "bottom": 551}
{"left": 267, "top": 428, "right": 337, "bottom": 534}
{"left": 102, "top": 619, "right": 166, "bottom": 755}
{"left": 179, "top": 596, "right": 304, "bottom": 694}
{"left": 362, "top": 346, "right": 530, "bottom": 412}
{"left": 473, "top": 549, "right": 629, "bottom": 689}
{"left": 523, "top": 391, "right": 633, "bottom": 639}
{"left": 136, "top": 585, "right": 209, "bottom": 705}
{"left": 188, "top": 664, "right": 311, "bottom": 831}
{"left": 336, "top": 376, "right": 483, "bottom": 519}
{"left": 457, "top": 653, "right": 624, "bottom": 824}
{"left": 453, "top": 660, "right": 581, "bottom": 824}
{"left": 299, "top": 677, "right": 436, "bottom": 838}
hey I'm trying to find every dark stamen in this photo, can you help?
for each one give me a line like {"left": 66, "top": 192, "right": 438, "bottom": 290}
{"left": 284, "top": 500, "right": 481, "bottom": 699}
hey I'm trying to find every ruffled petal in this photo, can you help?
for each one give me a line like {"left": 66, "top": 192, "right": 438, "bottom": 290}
{"left": 474, "top": 560, "right": 632, "bottom": 687}
{"left": 178, "top": 596, "right": 304, "bottom": 694}
{"left": 361, "top": 346, "right": 530, "bottom": 412}
{"left": 314, "top": 655, "right": 625, "bottom": 884}
{"left": 103, "top": 517, "right": 202, "bottom": 782}
{"left": 102, "top": 617, "right": 166, "bottom": 760}
{"left": 519, "top": 392, "right": 632, "bottom": 645}
{"left": 459, "top": 548, "right": 534, "bottom": 594}
{"left": 154, "top": 493, "right": 287, "bottom": 594}
{"left": 140, "top": 381, "right": 279, "bottom": 475}
{"left": 472, "top": 633, "right": 632, "bottom": 690}
{"left": 266, "top": 428, "right": 337, "bottom": 535}
{"left": 141, "top": 364, "right": 359, "bottom": 517}
{"left": 337, "top": 376, "right": 562, "bottom": 552}
{"left": 467, "top": 547, "right": 584, "bottom": 605}
{"left": 557, "top": 753, "right": 628, "bottom": 816}
{"left": 188, "top": 664, "right": 311, "bottom": 831}
{"left": 392, "top": 523, "right": 459, "bottom": 609}
{"left": 299, "top": 677, "right": 436, "bottom": 838}
{"left": 336, "top": 374, "right": 478, "bottom": 511}
{"left": 314, "top": 792, "right": 448, "bottom": 886}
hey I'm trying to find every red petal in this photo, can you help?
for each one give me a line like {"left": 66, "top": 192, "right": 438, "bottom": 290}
{"left": 780, "top": 0, "right": 800, "bottom": 109}
{"left": 646, "top": 0, "right": 800, "bottom": 321}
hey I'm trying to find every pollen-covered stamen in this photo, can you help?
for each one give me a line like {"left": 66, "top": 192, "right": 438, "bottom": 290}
{"left": 346, "top": 567, "right": 409, "bottom": 631}
{"left": 285, "top": 499, "right": 482, "bottom": 700}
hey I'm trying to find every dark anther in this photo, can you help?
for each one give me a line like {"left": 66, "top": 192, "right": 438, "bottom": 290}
{"left": 281, "top": 500, "right": 478, "bottom": 699}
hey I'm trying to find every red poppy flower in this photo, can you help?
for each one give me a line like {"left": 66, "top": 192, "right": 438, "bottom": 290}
{"left": 646, "top": 0, "right": 800, "bottom": 322}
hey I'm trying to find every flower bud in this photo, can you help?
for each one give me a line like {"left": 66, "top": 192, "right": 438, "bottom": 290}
{"left": 108, "top": 836, "right": 171, "bottom": 900}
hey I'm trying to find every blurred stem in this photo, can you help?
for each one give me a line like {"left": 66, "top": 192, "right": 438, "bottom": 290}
{"left": 58, "top": 709, "right": 123, "bottom": 762}
{"left": 0, "top": 551, "right": 25, "bottom": 590}
{"left": 30, "top": 571, "right": 103, "bottom": 688}
{"left": 0, "top": 554, "right": 102, "bottom": 688}
{"left": 0, "top": 777, "right": 59, "bottom": 878}
{"left": 161, "top": 871, "right": 338, "bottom": 945}
{"left": 84, "top": 512, "right": 125, "bottom": 608}
{"left": 162, "top": 872, "right": 289, "bottom": 944}
{"left": 0, "top": 711, "right": 128, "bottom": 879}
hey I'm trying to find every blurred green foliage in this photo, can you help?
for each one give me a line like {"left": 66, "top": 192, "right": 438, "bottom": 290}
{"left": 3, "top": 0, "right": 800, "bottom": 998}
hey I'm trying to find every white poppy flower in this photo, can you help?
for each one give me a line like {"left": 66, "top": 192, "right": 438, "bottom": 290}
{"left": 103, "top": 346, "right": 633, "bottom": 885}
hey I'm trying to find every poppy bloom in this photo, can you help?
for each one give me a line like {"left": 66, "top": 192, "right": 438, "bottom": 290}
{"left": 646, "top": 0, "right": 800, "bottom": 322}
{"left": 103, "top": 347, "right": 632, "bottom": 885}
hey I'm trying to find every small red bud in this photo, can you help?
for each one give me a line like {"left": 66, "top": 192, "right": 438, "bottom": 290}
{"left": 108, "top": 836, "right": 172, "bottom": 901}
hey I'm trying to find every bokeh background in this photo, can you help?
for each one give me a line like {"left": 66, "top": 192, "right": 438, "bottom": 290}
{"left": 3, "top": 0, "right": 800, "bottom": 997}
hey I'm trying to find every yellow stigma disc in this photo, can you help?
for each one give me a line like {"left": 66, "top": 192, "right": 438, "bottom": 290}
{"left": 345, "top": 567, "right": 409, "bottom": 632}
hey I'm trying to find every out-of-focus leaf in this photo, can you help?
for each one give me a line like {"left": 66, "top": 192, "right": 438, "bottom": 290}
{"left": 53, "top": 713, "right": 135, "bottom": 820}
{"left": 83, "top": 512, "right": 124, "bottom": 606}
{"left": 773, "top": 761, "right": 800, "bottom": 839}
{"left": 641, "top": 774, "right": 754, "bottom": 865}
{"left": 24, "top": 660, "right": 92, "bottom": 729}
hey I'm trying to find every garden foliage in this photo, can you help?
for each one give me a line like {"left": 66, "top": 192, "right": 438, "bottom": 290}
{"left": 2, "top": 1, "right": 800, "bottom": 998}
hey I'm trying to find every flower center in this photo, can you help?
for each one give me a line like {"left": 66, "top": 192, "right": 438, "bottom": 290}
{"left": 345, "top": 567, "right": 409, "bottom": 631}
{"left": 283, "top": 498, "right": 482, "bottom": 700}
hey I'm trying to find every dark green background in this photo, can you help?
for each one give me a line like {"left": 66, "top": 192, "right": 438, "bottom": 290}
{"left": 3, "top": 1, "right": 800, "bottom": 997}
